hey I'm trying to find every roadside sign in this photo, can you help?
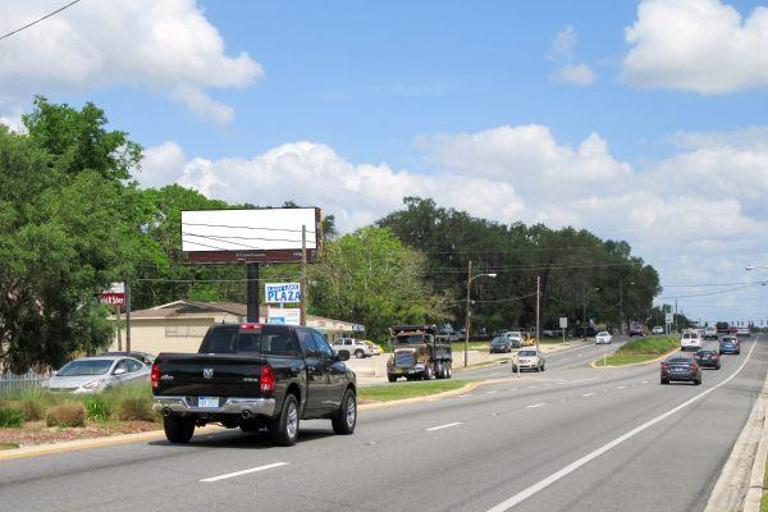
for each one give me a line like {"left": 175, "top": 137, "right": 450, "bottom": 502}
{"left": 267, "top": 307, "right": 300, "bottom": 325}
{"left": 265, "top": 282, "right": 302, "bottom": 303}
{"left": 100, "top": 282, "right": 125, "bottom": 306}
{"left": 665, "top": 313, "right": 673, "bottom": 324}
{"left": 559, "top": 317, "right": 568, "bottom": 329}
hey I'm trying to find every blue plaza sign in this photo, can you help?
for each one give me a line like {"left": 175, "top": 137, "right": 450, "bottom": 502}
{"left": 265, "top": 282, "right": 302, "bottom": 304}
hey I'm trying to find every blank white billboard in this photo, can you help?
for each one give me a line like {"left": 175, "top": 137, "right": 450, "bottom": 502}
{"left": 181, "top": 208, "right": 319, "bottom": 253}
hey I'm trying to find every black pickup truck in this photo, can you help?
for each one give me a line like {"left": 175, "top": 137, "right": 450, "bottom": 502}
{"left": 152, "top": 323, "right": 357, "bottom": 446}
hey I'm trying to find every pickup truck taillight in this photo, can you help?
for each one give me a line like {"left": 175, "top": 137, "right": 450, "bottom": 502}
{"left": 151, "top": 362, "right": 160, "bottom": 389}
{"left": 260, "top": 365, "right": 275, "bottom": 395}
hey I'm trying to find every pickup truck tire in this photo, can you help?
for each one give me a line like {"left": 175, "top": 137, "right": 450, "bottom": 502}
{"left": 163, "top": 415, "right": 195, "bottom": 444}
{"left": 270, "top": 394, "right": 300, "bottom": 446}
{"left": 388, "top": 374, "right": 397, "bottom": 383}
{"left": 332, "top": 389, "right": 357, "bottom": 435}
{"left": 354, "top": 349, "right": 365, "bottom": 359}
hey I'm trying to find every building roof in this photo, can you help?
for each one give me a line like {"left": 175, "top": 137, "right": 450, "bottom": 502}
{"left": 125, "top": 300, "right": 363, "bottom": 332}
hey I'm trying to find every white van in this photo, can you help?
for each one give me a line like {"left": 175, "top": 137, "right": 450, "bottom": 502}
{"left": 680, "top": 331, "right": 703, "bottom": 352}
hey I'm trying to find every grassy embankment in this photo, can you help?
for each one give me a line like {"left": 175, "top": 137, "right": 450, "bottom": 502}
{"left": 593, "top": 335, "right": 679, "bottom": 367}
{"left": 359, "top": 379, "right": 469, "bottom": 402}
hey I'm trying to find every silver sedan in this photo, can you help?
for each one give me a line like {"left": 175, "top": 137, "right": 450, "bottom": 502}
{"left": 48, "top": 356, "right": 150, "bottom": 393}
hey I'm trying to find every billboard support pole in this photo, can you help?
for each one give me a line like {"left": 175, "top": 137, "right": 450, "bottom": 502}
{"left": 247, "top": 263, "right": 259, "bottom": 322}
{"left": 300, "top": 225, "right": 307, "bottom": 326}
{"left": 116, "top": 305, "right": 122, "bottom": 351}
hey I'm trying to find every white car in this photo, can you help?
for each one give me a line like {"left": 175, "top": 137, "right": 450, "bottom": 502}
{"left": 512, "top": 348, "right": 545, "bottom": 372}
{"left": 48, "top": 356, "right": 150, "bottom": 393}
{"left": 331, "top": 338, "right": 378, "bottom": 358}
{"left": 703, "top": 327, "right": 718, "bottom": 340}
{"left": 652, "top": 326, "right": 664, "bottom": 335}
{"left": 680, "top": 331, "right": 703, "bottom": 352}
{"left": 506, "top": 331, "right": 523, "bottom": 348}
{"left": 595, "top": 331, "right": 613, "bottom": 344}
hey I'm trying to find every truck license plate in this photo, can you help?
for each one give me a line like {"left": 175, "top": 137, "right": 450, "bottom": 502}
{"left": 198, "top": 397, "right": 219, "bottom": 408}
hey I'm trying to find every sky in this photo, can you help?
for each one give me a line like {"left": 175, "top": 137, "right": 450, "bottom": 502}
{"left": 0, "top": 0, "right": 767, "bottom": 324}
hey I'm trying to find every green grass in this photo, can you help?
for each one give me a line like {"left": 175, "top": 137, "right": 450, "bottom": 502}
{"left": 0, "top": 441, "right": 19, "bottom": 450}
{"left": 762, "top": 452, "right": 768, "bottom": 512}
{"left": 359, "top": 379, "right": 469, "bottom": 402}
{"left": 450, "top": 341, "right": 490, "bottom": 352}
{"left": 594, "top": 335, "right": 679, "bottom": 367}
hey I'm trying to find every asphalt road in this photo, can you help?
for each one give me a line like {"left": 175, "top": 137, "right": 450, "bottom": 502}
{"left": 1, "top": 336, "right": 764, "bottom": 512}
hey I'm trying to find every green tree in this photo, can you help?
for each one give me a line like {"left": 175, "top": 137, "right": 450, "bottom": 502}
{"left": 308, "top": 226, "right": 448, "bottom": 340}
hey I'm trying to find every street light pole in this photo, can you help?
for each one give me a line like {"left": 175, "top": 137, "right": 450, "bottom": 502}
{"left": 463, "top": 261, "right": 497, "bottom": 368}
{"left": 464, "top": 260, "right": 472, "bottom": 368}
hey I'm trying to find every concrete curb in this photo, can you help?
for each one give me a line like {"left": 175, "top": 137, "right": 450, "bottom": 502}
{"left": 704, "top": 351, "right": 768, "bottom": 512}
{"left": 0, "top": 375, "right": 529, "bottom": 461}
{"left": 590, "top": 347, "right": 681, "bottom": 369}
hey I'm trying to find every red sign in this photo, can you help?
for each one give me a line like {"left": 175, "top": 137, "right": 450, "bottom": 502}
{"left": 100, "top": 283, "right": 125, "bottom": 306}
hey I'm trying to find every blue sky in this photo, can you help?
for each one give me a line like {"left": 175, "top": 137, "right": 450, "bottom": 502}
{"left": 1, "top": 0, "right": 768, "bottom": 322}
{"left": 88, "top": 0, "right": 767, "bottom": 169}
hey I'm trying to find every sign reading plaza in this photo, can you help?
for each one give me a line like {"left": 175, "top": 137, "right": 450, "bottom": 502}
{"left": 265, "top": 282, "right": 302, "bottom": 304}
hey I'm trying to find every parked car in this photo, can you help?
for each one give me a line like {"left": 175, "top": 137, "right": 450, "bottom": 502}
{"left": 660, "top": 355, "right": 701, "bottom": 385}
{"left": 595, "top": 331, "right": 613, "bottom": 344}
{"left": 719, "top": 336, "right": 741, "bottom": 355}
{"left": 152, "top": 323, "right": 357, "bottom": 445}
{"left": 331, "top": 338, "right": 377, "bottom": 358}
{"left": 362, "top": 340, "right": 382, "bottom": 356}
{"left": 48, "top": 356, "right": 150, "bottom": 393}
{"left": 652, "top": 326, "right": 664, "bottom": 335}
{"left": 512, "top": 348, "right": 545, "bottom": 372}
{"left": 702, "top": 327, "right": 718, "bottom": 341}
{"left": 680, "top": 330, "right": 703, "bottom": 352}
{"left": 694, "top": 349, "right": 721, "bottom": 370}
{"left": 490, "top": 336, "right": 513, "bottom": 353}
{"left": 99, "top": 351, "right": 156, "bottom": 365}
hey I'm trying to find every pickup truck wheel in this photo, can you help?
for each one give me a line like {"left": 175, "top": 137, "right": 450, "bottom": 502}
{"left": 332, "top": 389, "right": 357, "bottom": 435}
{"left": 354, "top": 349, "right": 365, "bottom": 359}
{"left": 163, "top": 415, "right": 195, "bottom": 444}
{"left": 387, "top": 374, "right": 397, "bottom": 383}
{"left": 270, "top": 394, "right": 300, "bottom": 446}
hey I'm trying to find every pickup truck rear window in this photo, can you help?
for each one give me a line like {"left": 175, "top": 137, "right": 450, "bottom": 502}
{"left": 199, "top": 326, "right": 299, "bottom": 356}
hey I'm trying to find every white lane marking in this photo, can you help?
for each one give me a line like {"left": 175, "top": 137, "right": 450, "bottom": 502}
{"left": 641, "top": 380, "right": 650, "bottom": 385}
{"left": 485, "top": 336, "right": 759, "bottom": 512}
{"left": 526, "top": 402, "right": 547, "bottom": 409}
{"left": 200, "top": 462, "right": 288, "bottom": 483}
{"left": 527, "top": 386, "right": 538, "bottom": 389}
{"left": 458, "top": 394, "right": 473, "bottom": 398}
{"left": 485, "top": 390, "right": 498, "bottom": 395}
{"left": 425, "top": 422, "right": 463, "bottom": 432}
{"left": 581, "top": 392, "right": 595, "bottom": 397}
{"left": 616, "top": 385, "right": 627, "bottom": 390}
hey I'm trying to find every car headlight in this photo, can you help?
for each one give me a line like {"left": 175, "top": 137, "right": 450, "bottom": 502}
{"left": 81, "top": 378, "right": 104, "bottom": 390}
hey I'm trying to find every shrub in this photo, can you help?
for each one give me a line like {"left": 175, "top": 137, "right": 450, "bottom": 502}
{"left": 84, "top": 396, "right": 111, "bottom": 422}
{"left": 0, "top": 407, "right": 24, "bottom": 428}
{"left": 117, "top": 396, "right": 156, "bottom": 422}
{"left": 16, "top": 399, "right": 45, "bottom": 421}
{"left": 46, "top": 403, "right": 86, "bottom": 427}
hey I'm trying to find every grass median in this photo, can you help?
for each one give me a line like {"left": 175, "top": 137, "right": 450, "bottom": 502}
{"left": 359, "top": 379, "right": 469, "bottom": 402}
{"left": 594, "top": 335, "right": 679, "bottom": 367}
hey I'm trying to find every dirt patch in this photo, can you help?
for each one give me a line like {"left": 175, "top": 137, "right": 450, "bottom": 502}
{"left": 0, "top": 420, "right": 161, "bottom": 448}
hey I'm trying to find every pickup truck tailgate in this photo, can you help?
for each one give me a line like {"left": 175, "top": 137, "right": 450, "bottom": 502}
{"left": 155, "top": 353, "right": 264, "bottom": 397}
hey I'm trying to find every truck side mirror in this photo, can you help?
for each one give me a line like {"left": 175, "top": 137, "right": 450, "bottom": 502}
{"left": 335, "top": 350, "right": 350, "bottom": 362}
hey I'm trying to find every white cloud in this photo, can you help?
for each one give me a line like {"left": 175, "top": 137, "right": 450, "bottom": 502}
{"left": 140, "top": 124, "right": 768, "bottom": 321}
{"left": 547, "top": 25, "right": 596, "bottom": 86}
{"left": 622, "top": 0, "right": 768, "bottom": 94}
{"left": 548, "top": 25, "right": 578, "bottom": 60}
{"left": 557, "top": 64, "right": 596, "bottom": 85}
{"left": 0, "top": 0, "right": 262, "bottom": 124}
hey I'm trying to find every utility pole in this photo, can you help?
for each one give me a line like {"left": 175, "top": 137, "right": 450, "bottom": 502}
{"left": 464, "top": 260, "right": 472, "bottom": 368}
{"left": 619, "top": 275, "right": 623, "bottom": 335}
{"left": 536, "top": 275, "right": 541, "bottom": 353}
{"left": 116, "top": 304, "right": 122, "bottom": 352}
{"left": 300, "top": 224, "right": 307, "bottom": 326}
{"left": 125, "top": 281, "right": 132, "bottom": 353}
{"left": 674, "top": 299, "right": 678, "bottom": 333}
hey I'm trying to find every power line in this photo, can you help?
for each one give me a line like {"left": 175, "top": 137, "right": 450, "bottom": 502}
{"left": 0, "top": 0, "right": 81, "bottom": 42}
{"left": 657, "top": 283, "right": 766, "bottom": 300}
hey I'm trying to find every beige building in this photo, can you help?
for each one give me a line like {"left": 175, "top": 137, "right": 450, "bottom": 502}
{"left": 110, "top": 300, "right": 363, "bottom": 354}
